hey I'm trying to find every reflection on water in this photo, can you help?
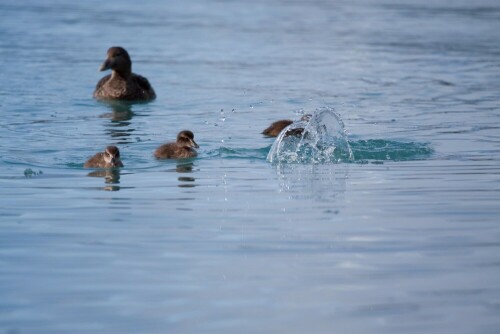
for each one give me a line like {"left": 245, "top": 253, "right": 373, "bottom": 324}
{"left": 175, "top": 162, "right": 194, "bottom": 173}
{"left": 99, "top": 102, "right": 135, "bottom": 143}
{"left": 99, "top": 101, "right": 135, "bottom": 121}
{"left": 87, "top": 168, "right": 121, "bottom": 191}
{"left": 102, "top": 185, "right": 120, "bottom": 191}
{"left": 23, "top": 168, "right": 43, "bottom": 178}
{"left": 276, "top": 163, "right": 348, "bottom": 202}
{"left": 175, "top": 162, "right": 196, "bottom": 187}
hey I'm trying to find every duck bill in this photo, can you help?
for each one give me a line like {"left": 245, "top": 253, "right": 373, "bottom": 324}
{"left": 99, "top": 59, "right": 112, "bottom": 71}
{"left": 190, "top": 139, "right": 199, "bottom": 148}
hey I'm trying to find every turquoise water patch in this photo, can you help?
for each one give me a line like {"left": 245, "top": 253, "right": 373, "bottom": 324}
{"left": 267, "top": 107, "right": 433, "bottom": 164}
{"left": 209, "top": 146, "right": 271, "bottom": 160}
{"left": 209, "top": 140, "right": 433, "bottom": 164}
{"left": 268, "top": 138, "right": 433, "bottom": 164}
{"left": 350, "top": 139, "right": 433, "bottom": 162}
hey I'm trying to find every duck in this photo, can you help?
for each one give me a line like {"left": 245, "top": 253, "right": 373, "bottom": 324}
{"left": 263, "top": 114, "right": 312, "bottom": 137}
{"left": 154, "top": 130, "right": 199, "bottom": 159}
{"left": 84, "top": 146, "right": 124, "bottom": 168}
{"left": 93, "top": 46, "right": 156, "bottom": 101}
{"left": 262, "top": 119, "right": 293, "bottom": 137}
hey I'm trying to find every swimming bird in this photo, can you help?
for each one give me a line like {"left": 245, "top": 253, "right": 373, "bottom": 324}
{"left": 84, "top": 146, "right": 124, "bottom": 168}
{"left": 263, "top": 115, "right": 312, "bottom": 137}
{"left": 262, "top": 119, "right": 293, "bottom": 137}
{"left": 154, "top": 130, "right": 199, "bottom": 159}
{"left": 93, "top": 46, "right": 156, "bottom": 101}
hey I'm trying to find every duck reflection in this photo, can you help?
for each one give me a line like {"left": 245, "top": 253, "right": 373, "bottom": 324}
{"left": 174, "top": 162, "right": 196, "bottom": 188}
{"left": 87, "top": 169, "right": 121, "bottom": 191}
{"left": 99, "top": 102, "right": 135, "bottom": 143}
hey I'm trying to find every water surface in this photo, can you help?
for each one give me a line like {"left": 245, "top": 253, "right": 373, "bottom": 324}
{"left": 1, "top": 0, "right": 500, "bottom": 333}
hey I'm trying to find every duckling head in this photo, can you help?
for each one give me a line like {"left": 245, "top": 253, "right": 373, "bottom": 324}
{"left": 104, "top": 145, "right": 122, "bottom": 167}
{"left": 177, "top": 130, "right": 199, "bottom": 149}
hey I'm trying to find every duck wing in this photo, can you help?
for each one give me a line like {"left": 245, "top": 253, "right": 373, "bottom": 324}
{"left": 133, "top": 74, "right": 156, "bottom": 99}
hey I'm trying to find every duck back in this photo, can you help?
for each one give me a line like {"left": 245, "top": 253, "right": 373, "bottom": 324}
{"left": 154, "top": 143, "right": 197, "bottom": 159}
{"left": 94, "top": 73, "right": 156, "bottom": 101}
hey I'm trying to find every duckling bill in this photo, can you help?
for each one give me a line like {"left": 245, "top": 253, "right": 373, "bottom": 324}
{"left": 155, "top": 130, "right": 199, "bottom": 159}
{"left": 93, "top": 46, "right": 156, "bottom": 101}
{"left": 84, "top": 146, "right": 124, "bottom": 168}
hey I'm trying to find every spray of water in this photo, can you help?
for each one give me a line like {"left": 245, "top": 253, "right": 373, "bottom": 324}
{"left": 267, "top": 107, "right": 353, "bottom": 164}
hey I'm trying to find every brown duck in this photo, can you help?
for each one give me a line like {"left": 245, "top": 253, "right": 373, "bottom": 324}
{"left": 262, "top": 119, "right": 293, "bottom": 137}
{"left": 154, "top": 130, "right": 199, "bottom": 159}
{"left": 93, "top": 47, "right": 156, "bottom": 101}
{"left": 263, "top": 115, "right": 312, "bottom": 137}
{"left": 84, "top": 146, "right": 124, "bottom": 168}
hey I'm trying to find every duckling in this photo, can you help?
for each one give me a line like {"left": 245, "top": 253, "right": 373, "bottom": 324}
{"left": 262, "top": 119, "right": 293, "bottom": 137}
{"left": 154, "top": 130, "right": 199, "bottom": 159}
{"left": 263, "top": 114, "right": 312, "bottom": 137}
{"left": 93, "top": 46, "right": 156, "bottom": 101}
{"left": 84, "top": 146, "right": 124, "bottom": 168}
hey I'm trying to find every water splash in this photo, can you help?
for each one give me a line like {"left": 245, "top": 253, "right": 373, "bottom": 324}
{"left": 267, "top": 107, "right": 353, "bottom": 164}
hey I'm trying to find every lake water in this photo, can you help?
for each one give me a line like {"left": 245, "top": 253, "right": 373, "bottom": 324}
{"left": 1, "top": 0, "right": 500, "bottom": 333}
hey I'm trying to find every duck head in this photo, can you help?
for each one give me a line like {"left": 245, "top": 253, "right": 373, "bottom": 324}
{"left": 103, "top": 145, "right": 122, "bottom": 167}
{"left": 177, "top": 130, "right": 199, "bottom": 149}
{"left": 99, "top": 47, "right": 132, "bottom": 76}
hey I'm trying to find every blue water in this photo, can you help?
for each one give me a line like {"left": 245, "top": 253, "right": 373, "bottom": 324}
{"left": 1, "top": 0, "right": 500, "bottom": 333}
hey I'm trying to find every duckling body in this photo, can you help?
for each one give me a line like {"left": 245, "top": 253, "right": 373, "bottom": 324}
{"left": 155, "top": 130, "right": 199, "bottom": 159}
{"left": 84, "top": 146, "right": 124, "bottom": 168}
{"left": 262, "top": 119, "right": 293, "bottom": 137}
{"left": 94, "top": 47, "right": 156, "bottom": 101}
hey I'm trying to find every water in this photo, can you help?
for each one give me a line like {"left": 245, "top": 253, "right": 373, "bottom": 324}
{"left": 1, "top": 0, "right": 500, "bottom": 333}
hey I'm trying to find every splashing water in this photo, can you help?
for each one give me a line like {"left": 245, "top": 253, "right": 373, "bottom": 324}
{"left": 267, "top": 107, "right": 353, "bottom": 164}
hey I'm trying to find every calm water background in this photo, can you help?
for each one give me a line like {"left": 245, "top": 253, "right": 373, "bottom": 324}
{"left": 1, "top": 0, "right": 500, "bottom": 333}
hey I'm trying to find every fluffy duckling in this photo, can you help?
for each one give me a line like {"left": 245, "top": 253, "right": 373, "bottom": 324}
{"left": 262, "top": 119, "right": 293, "bottom": 137}
{"left": 84, "top": 146, "right": 124, "bottom": 168}
{"left": 154, "top": 130, "right": 199, "bottom": 159}
{"left": 93, "top": 46, "right": 156, "bottom": 101}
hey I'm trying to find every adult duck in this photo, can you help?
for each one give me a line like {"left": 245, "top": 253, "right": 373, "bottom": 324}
{"left": 93, "top": 46, "right": 156, "bottom": 101}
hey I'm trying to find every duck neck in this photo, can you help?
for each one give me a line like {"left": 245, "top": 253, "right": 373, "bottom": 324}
{"left": 111, "top": 67, "right": 132, "bottom": 80}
